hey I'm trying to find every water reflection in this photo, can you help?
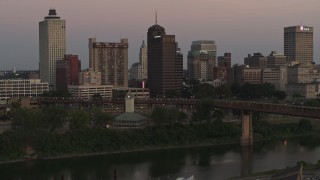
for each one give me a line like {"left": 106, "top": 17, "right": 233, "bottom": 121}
{"left": 1, "top": 137, "right": 320, "bottom": 179}
{"left": 241, "top": 145, "right": 253, "bottom": 176}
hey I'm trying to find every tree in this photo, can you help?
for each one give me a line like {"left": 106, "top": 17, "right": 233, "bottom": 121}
{"left": 152, "top": 107, "right": 186, "bottom": 126}
{"left": 273, "top": 90, "right": 287, "bottom": 100}
{"left": 192, "top": 98, "right": 215, "bottom": 121}
{"left": 165, "top": 89, "right": 179, "bottom": 98}
{"left": 42, "top": 106, "right": 68, "bottom": 131}
{"left": 231, "top": 83, "right": 241, "bottom": 97}
{"left": 92, "top": 93, "right": 103, "bottom": 100}
{"left": 12, "top": 108, "right": 44, "bottom": 130}
{"left": 69, "top": 110, "right": 90, "bottom": 130}
{"left": 212, "top": 109, "right": 225, "bottom": 123}
{"left": 41, "top": 90, "right": 71, "bottom": 97}
{"left": 90, "top": 108, "right": 113, "bottom": 128}
{"left": 193, "top": 83, "right": 216, "bottom": 99}
{"left": 215, "top": 84, "right": 232, "bottom": 98}
{"left": 304, "top": 99, "right": 320, "bottom": 107}
{"left": 298, "top": 119, "right": 312, "bottom": 132}
{"left": 151, "top": 107, "right": 166, "bottom": 125}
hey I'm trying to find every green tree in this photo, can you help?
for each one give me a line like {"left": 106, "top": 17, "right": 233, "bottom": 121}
{"left": 41, "top": 90, "right": 71, "bottom": 97}
{"left": 193, "top": 83, "right": 216, "bottom": 99}
{"left": 231, "top": 83, "right": 241, "bottom": 97}
{"left": 215, "top": 84, "right": 232, "bottom": 98}
{"left": 42, "top": 106, "right": 68, "bottom": 131}
{"left": 273, "top": 90, "right": 287, "bottom": 100}
{"left": 92, "top": 93, "right": 103, "bottom": 100}
{"left": 90, "top": 108, "right": 113, "bottom": 128}
{"left": 69, "top": 110, "right": 90, "bottom": 130}
{"left": 12, "top": 108, "right": 44, "bottom": 130}
{"left": 152, "top": 107, "right": 167, "bottom": 125}
{"left": 165, "top": 89, "right": 179, "bottom": 98}
{"left": 152, "top": 107, "right": 185, "bottom": 126}
{"left": 212, "top": 109, "right": 225, "bottom": 123}
{"left": 192, "top": 98, "right": 215, "bottom": 121}
{"left": 304, "top": 99, "right": 320, "bottom": 107}
{"left": 298, "top": 119, "right": 312, "bottom": 132}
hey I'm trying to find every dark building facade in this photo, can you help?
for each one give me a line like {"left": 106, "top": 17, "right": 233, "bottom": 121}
{"left": 56, "top": 54, "right": 81, "bottom": 91}
{"left": 187, "top": 40, "right": 216, "bottom": 81}
{"left": 284, "top": 25, "right": 313, "bottom": 64}
{"left": 147, "top": 23, "right": 183, "bottom": 97}
{"left": 244, "top": 52, "right": 268, "bottom": 69}
{"left": 215, "top": 52, "right": 231, "bottom": 81}
{"left": 218, "top": 52, "right": 231, "bottom": 68}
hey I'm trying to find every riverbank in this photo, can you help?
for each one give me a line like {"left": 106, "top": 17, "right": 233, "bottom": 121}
{"left": 0, "top": 137, "right": 240, "bottom": 165}
{"left": 230, "top": 165, "right": 320, "bottom": 180}
{"left": 0, "top": 118, "right": 317, "bottom": 165}
{"left": 0, "top": 132, "right": 318, "bottom": 165}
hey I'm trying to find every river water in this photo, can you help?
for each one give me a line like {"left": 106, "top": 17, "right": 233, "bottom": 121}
{"left": 1, "top": 136, "right": 320, "bottom": 180}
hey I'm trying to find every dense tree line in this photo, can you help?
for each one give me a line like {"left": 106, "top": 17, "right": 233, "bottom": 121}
{"left": 182, "top": 80, "right": 287, "bottom": 100}
{"left": 0, "top": 122, "right": 241, "bottom": 161}
{"left": 0, "top": 117, "right": 313, "bottom": 161}
{"left": 253, "top": 119, "right": 313, "bottom": 137}
{"left": 12, "top": 106, "right": 113, "bottom": 131}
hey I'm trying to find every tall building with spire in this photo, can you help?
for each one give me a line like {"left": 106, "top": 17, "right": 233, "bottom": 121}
{"left": 284, "top": 25, "right": 313, "bottom": 64}
{"left": 139, "top": 40, "right": 148, "bottom": 80}
{"left": 147, "top": 14, "right": 183, "bottom": 97}
{"left": 39, "top": 9, "right": 66, "bottom": 90}
{"left": 130, "top": 40, "right": 148, "bottom": 80}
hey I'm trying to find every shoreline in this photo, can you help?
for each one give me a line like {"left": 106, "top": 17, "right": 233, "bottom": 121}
{"left": 0, "top": 133, "right": 316, "bottom": 165}
{"left": 0, "top": 138, "right": 242, "bottom": 165}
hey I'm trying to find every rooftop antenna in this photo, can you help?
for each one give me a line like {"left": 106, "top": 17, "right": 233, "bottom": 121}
{"left": 155, "top": 10, "right": 157, "bottom": 24}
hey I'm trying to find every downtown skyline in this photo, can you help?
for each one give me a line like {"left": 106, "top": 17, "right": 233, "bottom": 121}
{"left": 0, "top": 0, "right": 319, "bottom": 70}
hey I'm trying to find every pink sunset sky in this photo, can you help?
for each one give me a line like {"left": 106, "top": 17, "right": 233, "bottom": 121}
{"left": 0, "top": 0, "right": 319, "bottom": 70}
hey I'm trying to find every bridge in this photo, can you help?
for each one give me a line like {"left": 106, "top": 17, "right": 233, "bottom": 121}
{"left": 38, "top": 97, "right": 320, "bottom": 146}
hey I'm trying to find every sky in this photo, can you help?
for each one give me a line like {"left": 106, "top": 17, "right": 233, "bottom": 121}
{"left": 0, "top": 0, "right": 319, "bottom": 70}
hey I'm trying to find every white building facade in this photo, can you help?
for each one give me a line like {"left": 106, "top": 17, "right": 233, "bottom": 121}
{"left": 39, "top": 9, "right": 66, "bottom": 90}
{"left": 68, "top": 85, "right": 113, "bottom": 100}
{"left": 0, "top": 79, "right": 48, "bottom": 100}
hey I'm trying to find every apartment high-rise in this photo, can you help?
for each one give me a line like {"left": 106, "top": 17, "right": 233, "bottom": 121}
{"left": 39, "top": 9, "right": 66, "bottom": 90}
{"left": 89, "top": 38, "right": 128, "bottom": 87}
{"left": 147, "top": 21, "right": 183, "bottom": 97}
{"left": 187, "top": 41, "right": 216, "bottom": 81}
{"left": 284, "top": 25, "right": 313, "bottom": 64}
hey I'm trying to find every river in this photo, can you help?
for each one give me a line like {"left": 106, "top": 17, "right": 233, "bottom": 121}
{"left": 1, "top": 136, "right": 320, "bottom": 180}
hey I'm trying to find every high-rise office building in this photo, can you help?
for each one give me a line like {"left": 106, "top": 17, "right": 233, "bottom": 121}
{"left": 147, "top": 21, "right": 183, "bottom": 97}
{"left": 129, "top": 40, "right": 148, "bottom": 80}
{"left": 39, "top": 9, "right": 66, "bottom": 90}
{"left": 56, "top": 54, "right": 81, "bottom": 91}
{"left": 284, "top": 25, "right": 313, "bottom": 64}
{"left": 187, "top": 41, "right": 216, "bottom": 81}
{"left": 89, "top": 38, "right": 128, "bottom": 87}
{"left": 139, "top": 40, "right": 148, "bottom": 80}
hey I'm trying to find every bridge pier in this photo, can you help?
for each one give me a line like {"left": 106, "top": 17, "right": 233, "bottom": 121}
{"left": 241, "top": 111, "right": 253, "bottom": 146}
